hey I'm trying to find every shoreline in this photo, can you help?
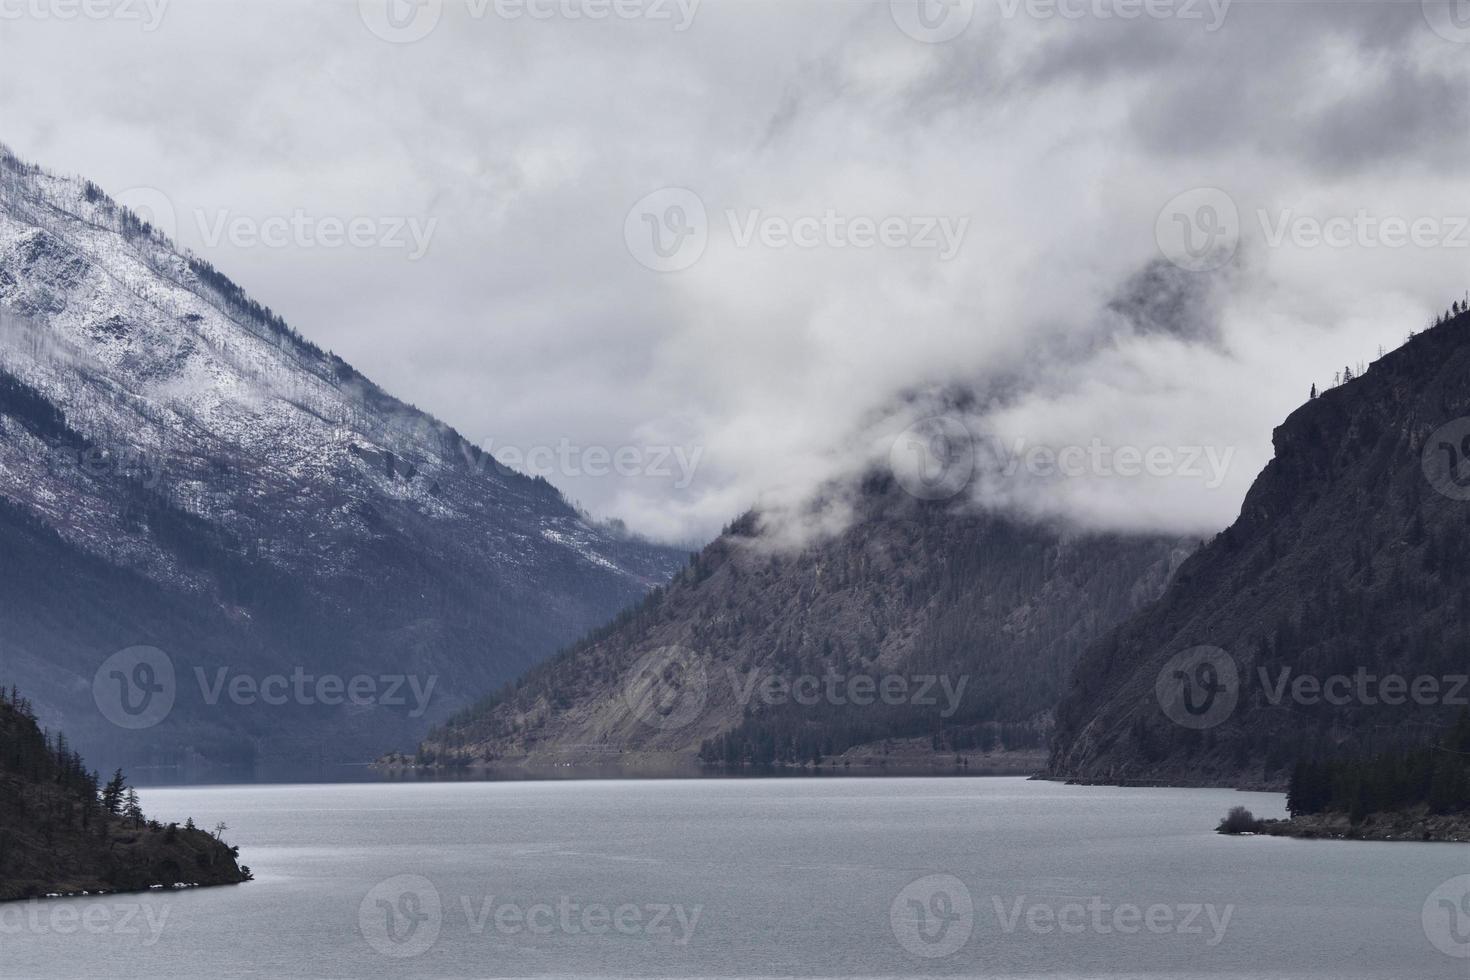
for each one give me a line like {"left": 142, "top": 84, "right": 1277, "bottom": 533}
{"left": 374, "top": 761, "right": 1046, "bottom": 781}
{"left": 1252, "top": 810, "right": 1470, "bottom": 844}
{"left": 376, "top": 745, "right": 1050, "bottom": 781}
{"left": 0, "top": 879, "right": 249, "bottom": 905}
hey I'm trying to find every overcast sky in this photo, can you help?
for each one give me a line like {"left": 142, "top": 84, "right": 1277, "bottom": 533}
{"left": 3, "top": 0, "right": 1469, "bottom": 545}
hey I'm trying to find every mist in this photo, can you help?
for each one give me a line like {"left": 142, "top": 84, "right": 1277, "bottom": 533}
{"left": 3, "top": 0, "right": 1467, "bottom": 543}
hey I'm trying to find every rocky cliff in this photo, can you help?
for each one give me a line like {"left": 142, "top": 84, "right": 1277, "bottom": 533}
{"left": 1051, "top": 304, "right": 1470, "bottom": 788}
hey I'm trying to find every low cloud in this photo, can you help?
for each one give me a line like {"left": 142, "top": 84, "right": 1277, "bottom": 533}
{"left": 1, "top": 0, "right": 1464, "bottom": 544}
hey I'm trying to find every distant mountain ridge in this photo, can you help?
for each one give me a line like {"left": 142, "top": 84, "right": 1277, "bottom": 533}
{"left": 419, "top": 478, "right": 1191, "bottom": 773}
{"left": 423, "top": 295, "right": 1470, "bottom": 789}
{"left": 1051, "top": 303, "right": 1470, "bottom": 789}
{"left": 0, "top": 145, "right": 683, "bottom": 776}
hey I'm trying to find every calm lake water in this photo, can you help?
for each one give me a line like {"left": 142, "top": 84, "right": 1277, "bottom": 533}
{"left": 4, "top": 777, "right": 1465, "bottom": 979}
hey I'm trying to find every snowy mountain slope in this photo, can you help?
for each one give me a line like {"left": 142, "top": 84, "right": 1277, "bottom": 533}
{"left": 0, "top": 145, "right": 683, "bottom": 776}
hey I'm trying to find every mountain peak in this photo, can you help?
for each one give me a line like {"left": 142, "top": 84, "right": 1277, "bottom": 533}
{"left": 0, "top": 146, "right": 684, "bottom": 777}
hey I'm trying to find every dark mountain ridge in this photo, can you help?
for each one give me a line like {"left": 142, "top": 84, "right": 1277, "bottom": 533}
{"left": 417, "top": 476, "right": 1192, "bottom": 773}
{"left": 1051, "top": 301, "right": 1470, "bottom": 789}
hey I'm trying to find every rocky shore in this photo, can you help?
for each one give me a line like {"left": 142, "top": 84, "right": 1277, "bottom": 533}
{"left": 1254, "top": 808, "right": 1470, "bottom": 843}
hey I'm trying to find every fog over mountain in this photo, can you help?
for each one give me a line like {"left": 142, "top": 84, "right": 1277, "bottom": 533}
{"left": 4, "top": 0, "right": 1468, "bottom": 543}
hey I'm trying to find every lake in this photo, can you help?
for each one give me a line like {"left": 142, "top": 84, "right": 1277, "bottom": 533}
{"left": 3, "top": 777, "right": 1464, "bottom": 978}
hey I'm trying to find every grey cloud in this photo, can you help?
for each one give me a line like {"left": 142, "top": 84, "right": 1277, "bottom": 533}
{"left": 0, "top": 0, "right": 1465, "bottom": 545}
{"left": 1292, "top": 59, "right": 1470, "bottom": 174}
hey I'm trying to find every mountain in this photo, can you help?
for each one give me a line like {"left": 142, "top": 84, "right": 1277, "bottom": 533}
{"left": 416, "top": 476, "right": 1191, "bottom": 774}
{"left": 0, "top": 687, "right": 249, "bottom": 901}
{"left": 0, "top": 145, "right": 683, "bottom": 777}
{"left": 1050, "top": 303, "right": 1470, "bottom": 789}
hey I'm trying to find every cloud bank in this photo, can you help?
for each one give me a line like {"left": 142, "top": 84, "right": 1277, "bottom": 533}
{"left": 2, "top": 0, "right": 1467, "bottom": 544}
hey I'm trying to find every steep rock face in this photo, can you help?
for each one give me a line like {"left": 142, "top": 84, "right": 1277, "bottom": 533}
{"left": 422, "top": 480, "right": 1190, "bottom": 772}
{"left": 1051, "top": 308, "right": 1470, "bottom": 789}
{"left": 0, "top": 147, "right": 682, "bottom": 775}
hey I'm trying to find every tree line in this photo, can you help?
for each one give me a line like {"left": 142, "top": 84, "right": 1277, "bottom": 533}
{"left": 1286, "top": 710, "right": 1470, "bottom": 821}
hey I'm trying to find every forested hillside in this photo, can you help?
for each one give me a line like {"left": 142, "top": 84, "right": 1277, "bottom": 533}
{"left": 1052, "top": 302, "right": 1470, "bottom": 790}
{"left": 419, "top": 479, "right": 1190, "bottom": 772}
{"left": 0, "top": 687, "right": 249, "bottom": 901}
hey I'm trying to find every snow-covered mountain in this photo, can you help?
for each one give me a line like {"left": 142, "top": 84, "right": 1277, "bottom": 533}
{"left": 0, "top": 145, "right": 684, "bottom": 777}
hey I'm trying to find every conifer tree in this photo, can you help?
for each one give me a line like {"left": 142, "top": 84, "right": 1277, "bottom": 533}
{"left": 102, "top": 769, "right": 127, "bottom": 815}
